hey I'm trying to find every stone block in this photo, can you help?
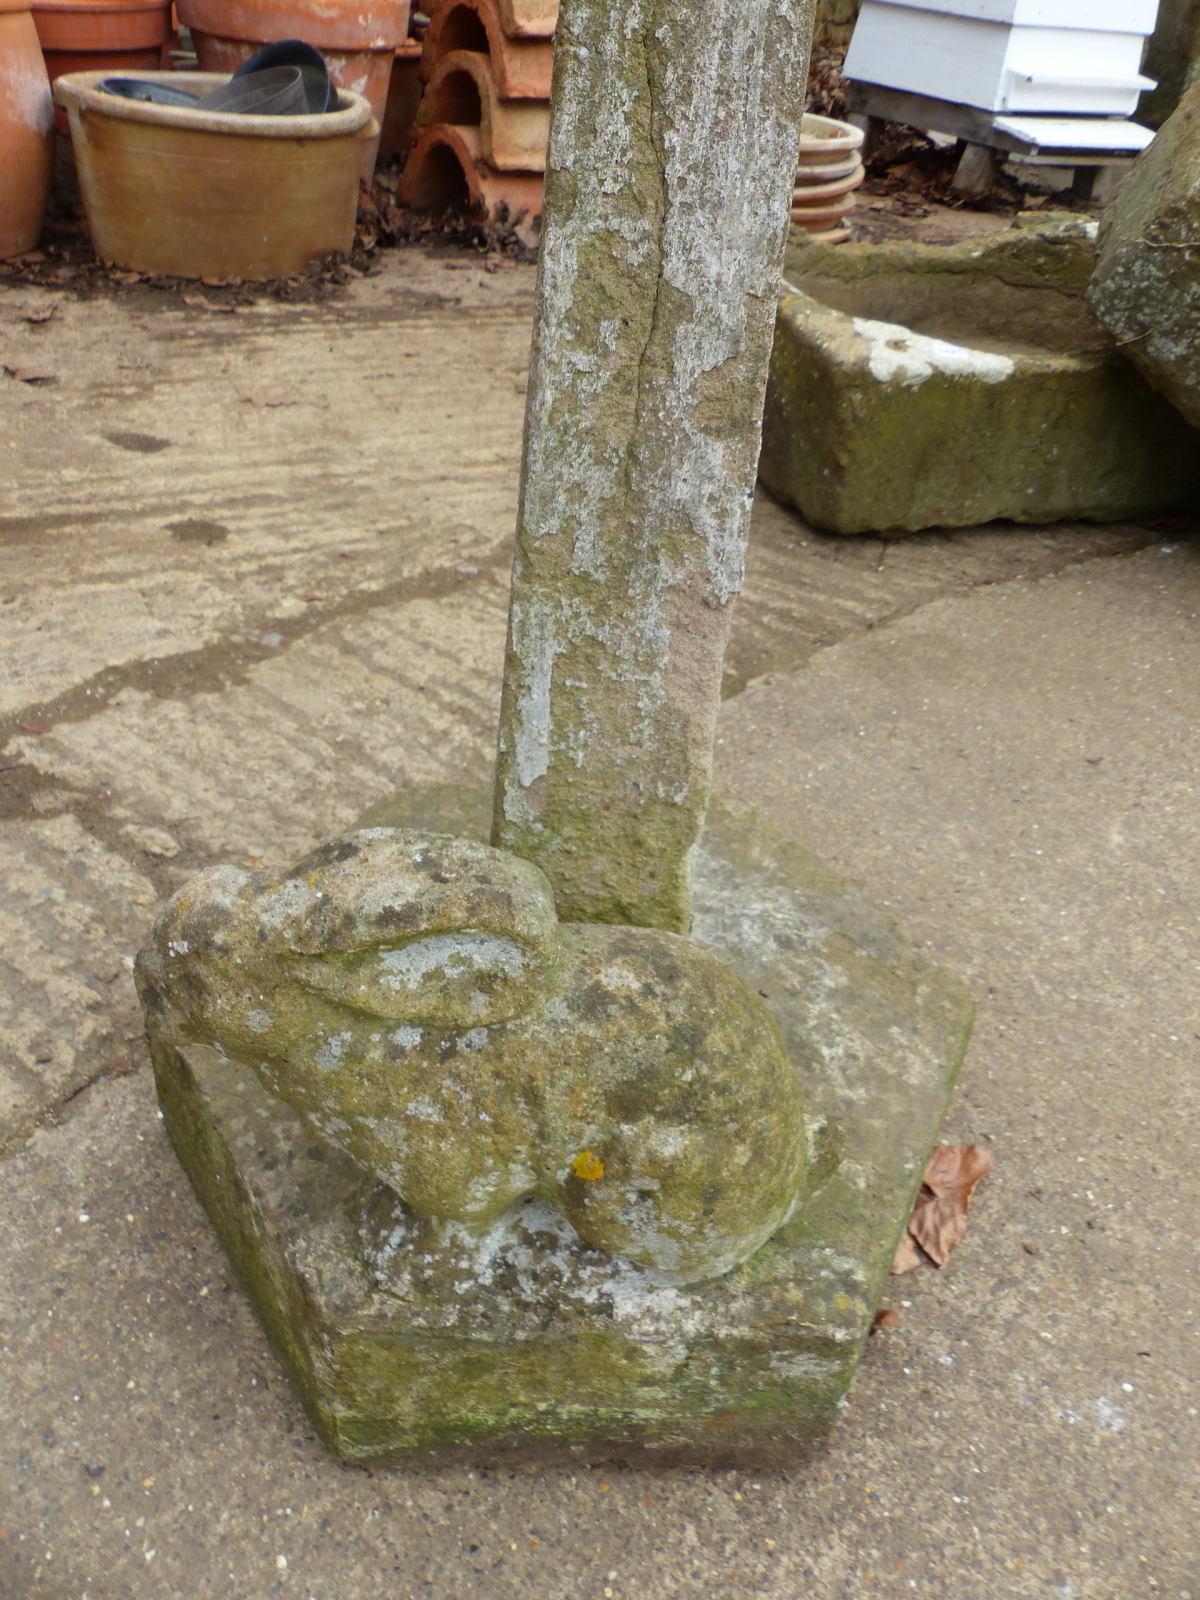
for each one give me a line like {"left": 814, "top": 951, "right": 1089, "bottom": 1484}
{"left": 1089, "top": 80, "right": 1200, "bottom": 432}
{"left": 149, "top": 784, "right": 973, "bottom": 1466}
{"left": 762, "top": 218, "right": 1200, "bottom": 535}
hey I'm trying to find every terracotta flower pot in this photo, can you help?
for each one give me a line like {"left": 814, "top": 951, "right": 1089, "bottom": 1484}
{"left": 54, "top": 69, "right": 375, "bottom": 278}
{"left": 422, "top": 0, "right": 552, "bottom": 99}
{"left": 790, "top": 192, "right": 858, "bottom": 232}
{"left": 399, "top": 121, "right": 542, "bottom": 223}
{"left": 31, "top": 0, "right": 171, "bottom": 50}
{"left": 376, "top": 39, "right": 421, "bottom": 162}
{"left": 31, "top": 0, "right": 173, "bottom": 128}
{"left": 0, "top": 0, "right": 55, "bottom": 258}
{"left": 177, "top": 0, "right": 407, "bottom": 177}
{"left": 792, "top": 149, "right": 862, "bottom": 186}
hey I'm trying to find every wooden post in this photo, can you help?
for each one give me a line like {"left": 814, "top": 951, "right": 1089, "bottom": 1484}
{"left": 492, "top": 0, "right": 816, "bottom": 931}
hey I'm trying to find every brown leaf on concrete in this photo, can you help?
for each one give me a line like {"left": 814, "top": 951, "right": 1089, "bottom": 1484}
{"left": 891, "top": 1144, "right": 994, "bottom": 1273}
{"left": 891, "top": 1231, "right": 924, "bottom": 1275}
{"left": 870, "top": 1307, "right": 902, "bottom": 1335}
{"left": 909, "top": 1193, "right": 971, "bottom": 1267}
{"left": 4, "top": 365, "right": 56, "bottom": 385}
{"left": 924, "top": 1143, "right": 994, "bottom": 1201}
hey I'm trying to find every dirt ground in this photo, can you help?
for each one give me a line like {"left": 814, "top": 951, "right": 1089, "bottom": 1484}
{"left": 1, "top": 236, "right": 1197, "bottom": 1600}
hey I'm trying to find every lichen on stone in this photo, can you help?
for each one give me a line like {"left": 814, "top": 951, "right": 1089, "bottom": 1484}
{"left": 492, "top": 0, "right": 814, "bottom": 933}
{"left": 137, "top": 824, "right": 808, "bottom": 1286}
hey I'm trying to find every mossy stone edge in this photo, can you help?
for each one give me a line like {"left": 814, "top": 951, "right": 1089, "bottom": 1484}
{"left": 763, "top": 223, "right": 1200, "bottom": 536}
{"left": 152, "top": 785, "right": 974, "bottom": 1468}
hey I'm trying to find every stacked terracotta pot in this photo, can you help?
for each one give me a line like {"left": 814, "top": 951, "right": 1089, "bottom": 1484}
{"left": 175, "top": 0, "right": 409, "bottom": 176}
{"left": 29, "top": 0, "right": 174, "bottom": 131}
{"left": 398, "top": 0, "right": 552, "bottom": 224}
{"left": 791, "top": 112, "right": 864, "bottom": 243}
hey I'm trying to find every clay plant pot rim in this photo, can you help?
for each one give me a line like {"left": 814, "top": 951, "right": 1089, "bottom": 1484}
{"left": 178, "top": 0, "right": 403, "bottom": 50}
{"left": 798, "top": 111, "right": 864, "bottom": 160}
{"left": 791, "top": 163, "right": 864, "bottom": 204}
{"left": 791, "top": 195, "right": 858, "bottom": 228}
{"left": 54, "top": 69, "right": 373, "bottom": 136}
{"left": 793, "top": 151, "right": 862, "bottom": 185}
{"left": 31, "top": 0, "right": 169, "bottom": 12}
{"left": 0, "top": 0, "right": 36, "bottom": 11}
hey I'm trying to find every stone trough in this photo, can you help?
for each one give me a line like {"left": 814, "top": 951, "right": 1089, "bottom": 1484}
{"left": 760, "top": 215, "right": 1200, "bottom": 535}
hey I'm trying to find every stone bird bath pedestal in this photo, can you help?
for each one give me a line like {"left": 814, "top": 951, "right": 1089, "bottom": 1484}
{"left": 137, "top": 0, "right": 973, "bottom": 1466}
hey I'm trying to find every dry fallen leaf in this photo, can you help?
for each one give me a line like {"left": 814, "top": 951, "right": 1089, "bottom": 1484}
{"left": 891, "top": 1232, "right": 923, "bottom": 1275}
{"left": 23, "top": 306, "right": 56, "bottom": 324}
{"left": 870, "top": 1307, "right": 902, "bottom": 1335}
{"left": 4, "top": 364, "right": 56, "bottom": 385}
{"left": 892, "top": 1144, "right": 994, "bottom": 1274}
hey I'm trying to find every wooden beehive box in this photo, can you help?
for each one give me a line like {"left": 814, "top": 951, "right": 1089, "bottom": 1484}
{"left": 844, "top": 0, "right": 1160, "bottom": 116}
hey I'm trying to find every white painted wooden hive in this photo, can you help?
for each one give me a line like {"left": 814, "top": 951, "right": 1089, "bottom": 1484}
{"left": 844, "top": 0, "right": 1160, "bottom": 117}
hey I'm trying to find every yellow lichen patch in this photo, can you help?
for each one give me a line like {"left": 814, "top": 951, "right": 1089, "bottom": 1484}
{"left": 571, "top": 1150, "right": 605, "bottom": 1182}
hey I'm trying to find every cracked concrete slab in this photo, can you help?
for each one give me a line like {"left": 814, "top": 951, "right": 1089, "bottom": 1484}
{"left": 6, "top": 586, "right": 509, "bottom": 871}
{"left": 3, "top": 546, "right": 1198, "bottom": 1599}
{"left": 0, "top": 815, "right": 155, "bottom": 1155}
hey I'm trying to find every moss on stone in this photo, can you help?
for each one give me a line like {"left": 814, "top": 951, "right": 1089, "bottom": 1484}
{"left": 1089, "top": 78, "right": 1200, "bottom": 430}
{"left": 763, "top": 220, "right": 1200, "bottom": 535}
{"left": 492, "top": 0, "right": 816, "bottom": 935}
{"left": 148, "top": 783, "right": 973, "bottom": 1467}
{"left": 139, "top": 821, "right": 808, "bottom": 1285}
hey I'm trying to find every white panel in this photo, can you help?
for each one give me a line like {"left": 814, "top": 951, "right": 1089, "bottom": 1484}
{"left": 1002, "top": 80, "right": 1149, "bottom": 114}
{"left": 846, "top": 3, "right": 1158, "bottom": 113}
{"left": 993, "top": 114, "right": 1155, "bottom": 150}
{"left": 866, "top": 0, "right": 1159, "bottom": 35}
{"left": 845, "top": 4, "right": 1008, "bottom": 109}
{"left": 1004, "top": 26, "right": 1151, "bottom": 81}
{"left": 1001, "top": 25, "right": 1154, "bottom": 112}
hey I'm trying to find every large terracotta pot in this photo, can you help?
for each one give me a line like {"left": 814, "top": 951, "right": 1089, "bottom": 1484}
{"left": 54, "top": 69, "right": 376, "bottom": 278}
{"left": 376, "top": 39, "right": 421, "bottom": 163}
{"left": 31, "top": 0, "right": 173, "bottom": 128}
{"left": 0, "top": 0, "right": 55, "bottom": 258}
{"left": 177, "top": 0, "right": 407, "bottom": 176}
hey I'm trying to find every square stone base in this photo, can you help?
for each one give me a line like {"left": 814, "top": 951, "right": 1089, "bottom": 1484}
{"left": 151, "top": 787, "right": 973, "bottom": 1467}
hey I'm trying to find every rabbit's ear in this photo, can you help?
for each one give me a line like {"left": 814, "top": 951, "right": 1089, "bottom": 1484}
{"left": 251, "top": 828, "right": 561, "bottom": 961}
{"left": 291, "top": 928, "right": 557, "bottom": 1027}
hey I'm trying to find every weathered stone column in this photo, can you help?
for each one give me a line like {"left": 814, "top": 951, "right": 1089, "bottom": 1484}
{"left": 492, "top": 0, "right": 815, "bottom": 931}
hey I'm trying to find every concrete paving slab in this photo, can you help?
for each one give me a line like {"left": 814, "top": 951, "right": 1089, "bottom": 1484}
{"left": 3, "top": 547, "right": 1198, "bottom": 1598}
{"left": 0, "top": 815, "right": 155, "bottom": 1156}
